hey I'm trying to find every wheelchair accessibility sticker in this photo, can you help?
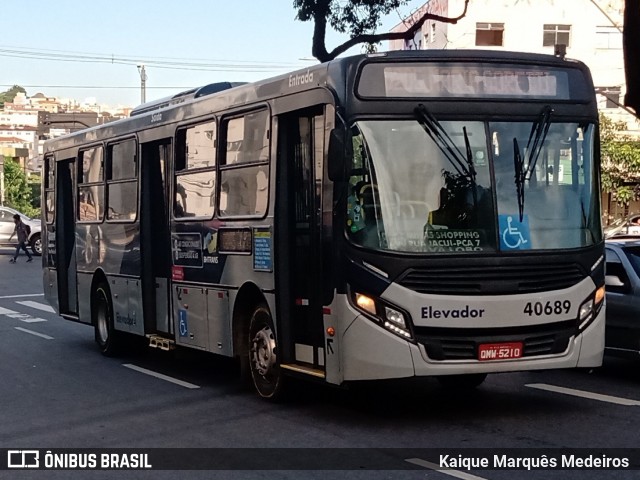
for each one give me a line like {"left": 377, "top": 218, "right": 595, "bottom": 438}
{"left": 178, "top": 309, "right": 188, "bottom": 337}
{"left": 499, "top": 214, "right": 531, "bottom": 250}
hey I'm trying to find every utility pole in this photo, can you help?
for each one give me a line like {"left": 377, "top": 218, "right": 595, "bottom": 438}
{"left": 0, "top": 156, "right": 4, "bottom": 206}
{"left": 137, "top": 64, "right": 147, "bottom": 104}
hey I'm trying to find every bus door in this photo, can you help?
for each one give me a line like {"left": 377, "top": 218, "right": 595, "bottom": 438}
{"left": 140, "top": 140, "right": 172, "bottom": 336}
{"left": 56, "top": 158, "right": 78, "bottom": 316}
{"left": 276, "top": 108, "right": 326, "bottom": 372}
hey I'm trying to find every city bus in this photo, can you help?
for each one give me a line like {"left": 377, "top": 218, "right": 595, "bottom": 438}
{"left": 42, "top": 49, "right": 605, "bottom": 399}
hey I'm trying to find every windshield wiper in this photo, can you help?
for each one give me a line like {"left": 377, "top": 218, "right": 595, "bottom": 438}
{"left": 524, "top": 105, "right": 553, "bottom": 177}
{"left": 414, "top": 104, "right": 476, "bottom": 185}
{"left": 463, "top": 125, "right": 478, "bottom": 208}
{"left": 512, "top": 106, "right": 553, "bottom": 222}
{"left": 513, "top": 137, "right": 525, "bottom": 221}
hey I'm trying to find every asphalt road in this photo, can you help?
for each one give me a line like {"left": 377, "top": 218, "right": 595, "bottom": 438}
{"left": 1, "top": 246, "right": 640, "bottom": 480}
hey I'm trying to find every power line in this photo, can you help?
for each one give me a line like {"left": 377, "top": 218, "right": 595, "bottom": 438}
{"left": 0, "top": 45, "right": 304, "bottom": 72}
{"left": 0, "top": 44, "right": 302, "bottom": 66}
{"left": 0, "top": 85, "right": 194, "bottom": 90}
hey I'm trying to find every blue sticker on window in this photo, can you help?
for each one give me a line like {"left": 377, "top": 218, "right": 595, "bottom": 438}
{"left": 178, "top": 309, "right": 188, "bottom": 337}
{"left": 499, "top": 214, "right": 531, "bottom": 250}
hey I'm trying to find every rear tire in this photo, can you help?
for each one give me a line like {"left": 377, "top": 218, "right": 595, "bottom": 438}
{"left": 248, "top": 306, "right": 285, "bottom": 400}
{"left": 93, "top": 283, "right": 121, "bottom": 356}
{"left": 437, "top": 373, "right": 487, "bottom": 390}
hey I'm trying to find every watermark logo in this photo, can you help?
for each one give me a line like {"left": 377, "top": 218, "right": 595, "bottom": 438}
{"left": 8, "top": 450, "right": 39, "bottom": 468}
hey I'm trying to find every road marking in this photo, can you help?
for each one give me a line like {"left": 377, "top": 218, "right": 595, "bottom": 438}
{"left": 405, "top": 458, "right": 489, "bottom": 480}
{"left": 15, "top": 316, "right": 47, "bottom": 323}
{"left": 16, "top": 300, "right": 55, "bottom": 313}
{"left": 0, "top": 293, "right": 44, "bottom": 299}
{"left": 15, "top": 327, "right": 54, "bottom": 340}
{"left": 0, "top": 306, "right": 47, "bottom": 323}
{"left": 526, "top": 383, "right": 640, "bottom": 406}
{"left": 123, "top": 364, "right": 200, "bottom": 389}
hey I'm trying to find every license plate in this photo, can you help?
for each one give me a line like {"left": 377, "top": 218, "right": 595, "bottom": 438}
{"left": 478, "top": 342, "right": 523, "bottom": 361}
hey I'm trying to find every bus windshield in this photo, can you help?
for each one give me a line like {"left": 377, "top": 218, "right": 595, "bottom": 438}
{"left": 346, "top": 118, "right": 599, "bottom": 253}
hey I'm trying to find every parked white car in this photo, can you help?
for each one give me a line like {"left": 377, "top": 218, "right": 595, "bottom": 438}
{"left": 0, "top": 206, "right": 42, "bottom": 256}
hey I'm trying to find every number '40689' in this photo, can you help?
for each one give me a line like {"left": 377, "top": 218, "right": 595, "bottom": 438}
{"left": 523, "top": 300, "right": 571, "bottom": 316}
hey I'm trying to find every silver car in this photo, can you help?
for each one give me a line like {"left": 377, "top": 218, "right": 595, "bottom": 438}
{"left": 604, "top": 237, "right": 640, "bottom": 356}
{"left": 0, "top": 206, "right": 42, "bottom": 256}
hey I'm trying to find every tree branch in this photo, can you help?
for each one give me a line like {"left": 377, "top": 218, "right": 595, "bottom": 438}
{"left": 324, "top": 0, "right": 469, "bottom": 61}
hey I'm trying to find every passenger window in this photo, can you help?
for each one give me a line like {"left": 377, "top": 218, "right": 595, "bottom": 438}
{"left": 175, "top": 171, "right": 217, "bottom": 218}
{"left": 78, "top": 147, "right": 105, "bottom": 222}
{"left": 107, "top": 139, "right": 138, "bottom": 221}
{"left": 224, "top": 111, "right": 269, "bottom": 165}
{"left": 44, "top": 156, "right": 56, "bottom": 224}
{"left": 177, "top": 121, "right": 216, "bottom": 170}
{"left": 219, "top": 110, "right": 270, "bottom": 219}
{"left": 80, "top": 147, "right": 104, "bottom": 183}
{"left": 174, "top": 120, "right": 217, "bottom": 219}
{"left": 219, "top": 166, "right": 268, "bottom": 217}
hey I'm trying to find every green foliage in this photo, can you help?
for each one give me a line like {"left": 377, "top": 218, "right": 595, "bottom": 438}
{"left": 294, "top": 0, "right": 410, "bottom": 61}
{"left": 294, "top": 0, "right": 468, "bottom": 62}
{"left": 29, "top": 179, "right": 42, "bottom": 210}
{"left": 295, "top": 0, "right": 405, "bottom": 37}
{"left": 0, "top": 85, "right": 26, "bottom": 109}
{"left": 600, "top": 113, "right": 640, "bottom": 205}
{"left": 3, "top": 158, "right": 40, "bottom": 217}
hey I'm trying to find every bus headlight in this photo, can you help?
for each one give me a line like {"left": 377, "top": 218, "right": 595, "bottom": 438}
{"left": 384, "top": 306, "right": 406, "bottom": 328}
{"left": 384, "top": 306, "right": 412, "bottom": 339}
{"left": 351, "top": 291, "right": 414, "bottom": 341}
{"left": 578, "top": 300, "right": 594, "bottom": 329}
{"left": 355, "top": 293, "right": 376, "bottom": 316}
{"left": 577, "top": 285, "right": 605, "bottom": 332}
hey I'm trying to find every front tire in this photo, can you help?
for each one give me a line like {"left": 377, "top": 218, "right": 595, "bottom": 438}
{"left": 93, "top": 283, "right": 121, "bottom": 356}
{"left": 249, "top": 306, "right": 285, "bottom": 400}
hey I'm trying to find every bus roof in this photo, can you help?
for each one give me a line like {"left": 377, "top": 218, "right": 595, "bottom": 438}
{"left": 44, "top": 49, "right": 592, "bottom": 154}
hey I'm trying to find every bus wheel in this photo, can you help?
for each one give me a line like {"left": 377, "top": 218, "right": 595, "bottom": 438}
{"left": 93, "top": 283, "right": 120, "bottom": 356}
{"left": 249, "top": 306, "right": 284, "bottom": 400}
{"left": 437, "top": 373, "right": 487, "bottom": 390}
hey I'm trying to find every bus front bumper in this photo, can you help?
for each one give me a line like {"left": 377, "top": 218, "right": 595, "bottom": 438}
{"left": 340, "top": 308, "right": 604, "bottom": 381}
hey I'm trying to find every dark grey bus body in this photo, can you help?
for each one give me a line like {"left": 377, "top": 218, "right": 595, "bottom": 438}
{"left": 42, "top": 50, "right": 605, "bottom": 398}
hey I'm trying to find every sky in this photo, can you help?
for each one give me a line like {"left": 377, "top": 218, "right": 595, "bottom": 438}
{"left": 1, "top": 0, "right": 426, "bottom": 108}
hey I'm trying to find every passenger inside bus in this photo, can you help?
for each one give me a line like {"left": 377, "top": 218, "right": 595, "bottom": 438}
{"left": 347, "top": 180, "right": 384, "bottom": 248}
{"left": 346, "top": 183, "right": 366, "bottom": 236}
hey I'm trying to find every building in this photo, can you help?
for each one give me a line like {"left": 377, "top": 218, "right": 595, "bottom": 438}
{"left": 1, "top": 91, "right": 130, "bottom": 175}
{"left": 391, "top": 0, "right": 639, "bottom": 219}
{"left": 390, "top": 0, "right": 635, "bottom": 132}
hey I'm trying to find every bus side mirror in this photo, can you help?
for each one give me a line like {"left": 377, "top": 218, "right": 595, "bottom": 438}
{"left": 328, "top": 128, "right": 350, "bottom": 181}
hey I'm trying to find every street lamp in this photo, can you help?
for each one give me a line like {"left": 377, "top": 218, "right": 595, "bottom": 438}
{"left": 137, "top": 64, "right": 147, "bottom": 104}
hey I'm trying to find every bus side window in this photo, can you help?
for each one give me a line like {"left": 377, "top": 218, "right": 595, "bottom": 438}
{"left": 220, "top": 166, "right": 268, "bottom": 217}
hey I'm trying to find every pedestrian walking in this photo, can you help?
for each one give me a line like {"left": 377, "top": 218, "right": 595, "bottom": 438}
{"left": 9, "top": 214, "right": 33, "bottom": 263}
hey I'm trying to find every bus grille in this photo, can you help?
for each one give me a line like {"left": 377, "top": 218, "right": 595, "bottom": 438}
{"left": 415, "top": 320, "right": 575, "bottom": 361}
{"left": 397, "top": 263, "right": 586, "bottom": 295}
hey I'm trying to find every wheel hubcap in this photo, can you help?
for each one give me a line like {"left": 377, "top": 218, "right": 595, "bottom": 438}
{"left": 251, "top": 325, "right": 276, "bottom": 377}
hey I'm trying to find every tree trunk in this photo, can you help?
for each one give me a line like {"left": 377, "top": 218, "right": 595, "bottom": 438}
{"left": 624, "top": 0, "right": 640, "bottom": 114}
